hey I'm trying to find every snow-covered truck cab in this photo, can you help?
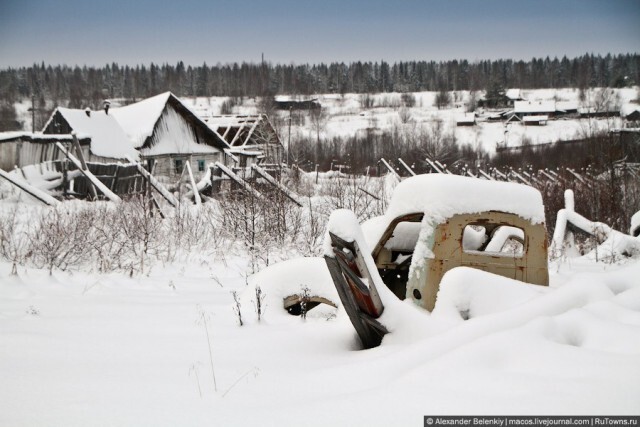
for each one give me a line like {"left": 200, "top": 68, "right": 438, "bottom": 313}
{"left": 371, "top": 209, "right": 548, "bottom": 311}
{"left": 325, "top": 174, "right": 549, "bottom": 347}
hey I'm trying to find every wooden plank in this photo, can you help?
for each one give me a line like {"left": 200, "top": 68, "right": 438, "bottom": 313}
{"left": 71, "top": 134, "right": 98, "bottom": 200}
{"left": 358, "top": 186, "right": 380, "bottom": 201}
{"left": 397, "top": 158, "right": 416, "bottom": 176}
{"left": 214, "top": 162, "right": 263, "bottom": 199}
{"left": 241, "top": 116, "right": 261, "bottom": 146}
{"left": 0, "top": 168, "right": 59, "bottom": 206}
{"left": 127, "top": 158, "right": 178, "bottom": 207}
{"left": 477, "top": 169, "right": 494, "bottom": 180}
{"left": 379, "top": 158, "right": 401, "bottom": 180}
{"left": 250, "top": 164, "right": 302, "bottom": 206}
{"left": 55, "top": 142, "right": 121, "bottom": 202}
{"left": 425, "top": 157, "right": 443, "bottom": 173}
{"left": 184, "top": 160, "right": 201, "bottom": 206}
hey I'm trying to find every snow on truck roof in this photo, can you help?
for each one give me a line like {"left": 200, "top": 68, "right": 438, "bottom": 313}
{"left": 386, "top": 174, "right": 545, "bottom": 224}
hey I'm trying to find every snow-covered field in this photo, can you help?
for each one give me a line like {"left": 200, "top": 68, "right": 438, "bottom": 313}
{"left": 13, "top": 87, "right": 638, "bottom": 155}
{"left": 183, "top": 87, "right": 639, "bottom": 153}
{"left": 3, "top": 91, "right": 640, "bottom": 424}
{"left": 1, "top": 212, "right": 639, "bottom": 425}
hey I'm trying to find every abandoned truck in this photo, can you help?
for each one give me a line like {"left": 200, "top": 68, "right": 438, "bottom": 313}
{"left": 250, "top": 174, "right": 549, "bottom": 349}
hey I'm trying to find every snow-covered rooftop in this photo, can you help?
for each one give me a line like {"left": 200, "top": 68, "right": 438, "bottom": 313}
{"left": 205, "top": 115, "right": 263, "bottom": 127}
{"left": 556, "top": 101, "right": 579, "bottom": 112}
{"left": 514, "top": 100, "right": 556, "bottom": 114}
{"left": 0, "top": 132, "right": 87, "bottom": 143}
{"left": 621, "top": 103, "right": 640, "bottom": 117}
{"left": 110, "top": 92, "right": 172, "bottom": 148}
{"left": 505, "top": 88, "right": 523, "bottom": 100}
{"left": 456, "top": 112, "right": 476, "bottom": 123}
{"left": 52, "top": 108, "right": 139, "bottom": 160}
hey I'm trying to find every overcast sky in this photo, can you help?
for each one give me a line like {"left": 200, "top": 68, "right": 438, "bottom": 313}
{"left": 0, "top": 0, "right": 638, "bottom": 67}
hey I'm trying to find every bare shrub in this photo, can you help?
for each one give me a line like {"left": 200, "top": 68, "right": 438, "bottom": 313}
{"left": 253, "top": 285, "right": 265, "bottom": 322}
{"left": 359, "top": 93, "right": 374, "bottom": 109}
{"left": 117, "top": 195, "right": 165, "bottom": 275}
{"left": 87, "top": 204, "right": 129, "bottom": 273}
{"left": 398, "top": 107, "right": 412, "bottom": 124}
{"left": 231, "top": 291, "right": 243, "bottom": 326}
{"left": 318, "top": 175, "right": 387, "bottom": 222}
{"left": 0, "top": 207, "right": 31, "bottom": 274}
{"left": 29, "top": 206, "right": 92, "bottom": 274}
{"left": 401, "top": 92, "right": 416, "bottom": 108}
{"left": 219, "top": 97, "right": 241, "bottom": 115}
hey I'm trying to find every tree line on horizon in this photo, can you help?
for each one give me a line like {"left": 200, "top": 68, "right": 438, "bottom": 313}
{"left": 0, "top": 53, "right": 638, "bottom": 131}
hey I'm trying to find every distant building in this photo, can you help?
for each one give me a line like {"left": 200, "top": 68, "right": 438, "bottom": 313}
{"left": 513, "top": 100, "right": 556, "bottom": 119}
{"left": 523, "top": 115, "right": 548, "bottom": 126}
{"left": 621, "top": 103, "right": 640, "bottom": 122}
{"left": 456, "top": 112, "right": 476, "bottom": 126}
{"left": 478, "top": 88, "right": 525, "bottom": 108}
{"left": 273, "top": 99, "right": 321, "bottom": 111}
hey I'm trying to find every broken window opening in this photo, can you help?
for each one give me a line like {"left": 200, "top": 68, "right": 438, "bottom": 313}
{"left": 174, "top": 159, "right": 183, "bottom": 174}
{"left": 373, "top": 213, "right": 423, "bottom": 300}
{"left": 462, "top": 224, "right": 525, "bottom": 258}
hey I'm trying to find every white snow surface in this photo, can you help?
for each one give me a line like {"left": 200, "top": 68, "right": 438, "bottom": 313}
{"left": 1, "top": 246, "right": 640, "bottom": 425}
{"left": 110, "top": 92, "right": 172, "bottom": 148}
{"left": 386, "top": 173, "right": 545, "bottom": 223}
{"left": 52, "top": 108, "right": 139, "bottom": 160}
{"left": 180, "top": 87, "right": 638, "bottom": 154}
{"left": 139, "top": 104, "right": 220, "bottom": 156}
{"left": 631, "top": 211, "right": 640, "bottom": 236}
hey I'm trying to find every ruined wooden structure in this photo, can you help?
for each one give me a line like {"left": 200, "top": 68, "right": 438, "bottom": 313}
{"left": 204, "top": 114, "right": 283, "bottom": 166}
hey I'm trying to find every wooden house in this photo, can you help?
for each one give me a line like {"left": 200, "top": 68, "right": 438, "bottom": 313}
{"left": 555, "top": 101, "right": 579, "bottom": 116}
{"left": 621, "top": 103, "right": 640, "bottom": 123}
{"left": 273, "top": 99, "right": 321, "bottom": 111}
{"left": 505, "top": 89, "right": 525, "bottom": 106}
{"left": 456, "top": 112, "right": 476, "bottom": 126}
{"left": 478, "top": 88, "right": 524, "bottom": 109}
{"left": 514, "top": 100, "right": 556, "bottom": 119}
{"left": 523, "top": 115, "right": 548, "bottom": 126}
{"left": 204, "top": 114, "right": 283, "bottom": 166}
{"left": 110, "top": 92, "right": 231, "bottom": 181}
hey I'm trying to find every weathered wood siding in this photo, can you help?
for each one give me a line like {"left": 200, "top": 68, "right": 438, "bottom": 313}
{"left": 146, "top": 153, "right": 223, "bottom": 182}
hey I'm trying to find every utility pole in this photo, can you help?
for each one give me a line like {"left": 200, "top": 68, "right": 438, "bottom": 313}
{"left": 28, "top": 95, "right": 36, "bottom": 132}
{"left": 287, "top": 106, "right": 292, "bottom": 166}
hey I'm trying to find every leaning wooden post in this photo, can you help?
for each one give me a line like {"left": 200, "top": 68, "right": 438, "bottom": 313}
{"left": 185, "top": 160, "right": 202, "bottom": 206}
{"left": 55, "top": 142, "right": 121, "bottom": 203}
{"left": 71, "top": 132, "right": 98, "bottom": 200}
{"left": 0, "top": 169, "right": 60, "bottom": 206}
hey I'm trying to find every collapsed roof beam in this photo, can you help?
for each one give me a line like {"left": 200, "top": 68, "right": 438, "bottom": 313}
{"left": 214, "top": 162, "right": 263, "bottom": 199}
{"left": 251, "top": 164, "right": 302, "bottom": 206}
